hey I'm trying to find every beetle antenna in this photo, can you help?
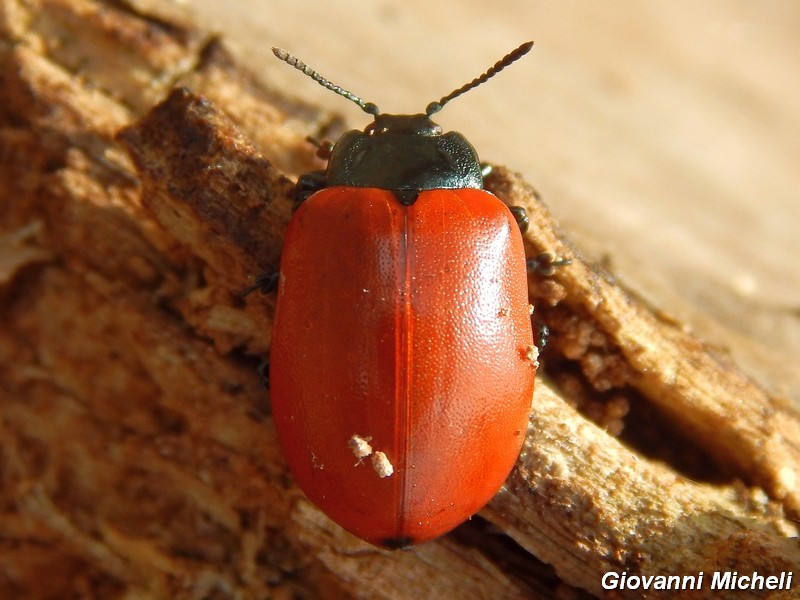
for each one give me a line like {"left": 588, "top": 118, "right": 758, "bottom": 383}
{"left": 425, "top": 41, "right": 534, "bottom": 116}
{"left": 272, "top": 47, "right": 380, "bottom": 116}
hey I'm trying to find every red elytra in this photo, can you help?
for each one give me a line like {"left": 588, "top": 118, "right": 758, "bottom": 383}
{"left": 269, "top": 43, "right": 536, "bottom": 548}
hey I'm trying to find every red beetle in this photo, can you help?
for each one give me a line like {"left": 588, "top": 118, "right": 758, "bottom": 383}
{"left": 269, "top": 43, "right": 536, "bottom": 548}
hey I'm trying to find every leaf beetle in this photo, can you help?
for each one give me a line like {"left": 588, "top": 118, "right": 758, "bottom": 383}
{"left": 269, "top": 42, "right": 537, "bottom": 549}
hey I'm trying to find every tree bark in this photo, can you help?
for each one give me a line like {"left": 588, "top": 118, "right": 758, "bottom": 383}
{"left": 1, "top": 1, "right": 797, "bottom": 599}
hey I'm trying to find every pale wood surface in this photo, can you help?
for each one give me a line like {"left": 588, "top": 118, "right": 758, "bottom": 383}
{"left": 186, "top": 0, "right": 800, "bottom": 403}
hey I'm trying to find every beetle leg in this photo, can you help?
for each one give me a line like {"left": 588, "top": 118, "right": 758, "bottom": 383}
{"left": 508, "top": 205, "right": 529, "bottom": 234}
{"left": 526, "top": 252, "right": 572, "bottom": 276}
{"left": 481, "top": 164, "right": 528, "bottom": 234}
{"left": 257, "top": 360, "right": 270, "bottom": 389}
{"left": 305, "top": 135, "right": 334, "bottom": 160}
{"left": 294, "top": 170, "right": 328, "bottom": 208}
{"left": 238, "top": 271, "right": 280, "bottom": 298}
{"left": 534, "top": 321, "right": 550, "bottom": 351}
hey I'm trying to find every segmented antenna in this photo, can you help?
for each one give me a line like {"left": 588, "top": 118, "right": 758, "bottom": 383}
{"left": 272, "top": 47, "right": 380, "bottom": 116}
{"left": 425, "top": 41, "right": 534, "bottom": 116}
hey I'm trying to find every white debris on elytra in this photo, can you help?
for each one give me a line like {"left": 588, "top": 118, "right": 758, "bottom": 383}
{"left": 526, "top": 344, "right": 539, "bottom": 368}
{"left": 348, "top": 434, "right": 393, "bottom": 478}
{"left": 349, "top": 434, "right": 373, "bottom": 459}
{"left": 371, "top": 451, "right": 394, "bottom": 478}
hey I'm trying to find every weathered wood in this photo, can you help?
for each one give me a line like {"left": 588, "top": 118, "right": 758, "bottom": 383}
{"left": 1, "top": 1, "right": 797, "bottom": 599}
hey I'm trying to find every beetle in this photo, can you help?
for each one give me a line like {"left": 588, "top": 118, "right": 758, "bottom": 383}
{"left": 269, "top": 42, "right": 537, "bottom": 549}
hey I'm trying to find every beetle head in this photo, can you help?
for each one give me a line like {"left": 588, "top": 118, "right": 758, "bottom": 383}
{"left": 273, "top": 42, "right": 533, "bottom": 204}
